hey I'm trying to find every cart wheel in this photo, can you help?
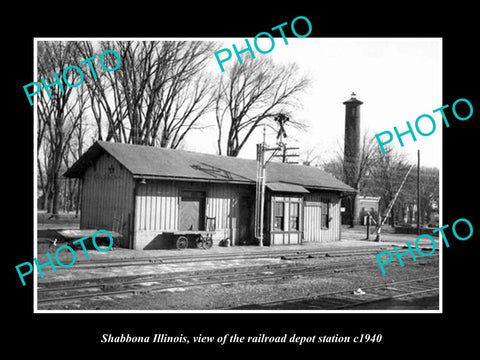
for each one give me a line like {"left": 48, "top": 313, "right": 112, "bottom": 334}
{"left": 176, "top": 236, "right": 188, "bottom": 250}
{"left": 203, "top": 236, "right": 213, "bottom": 249}
{"left": 196, "top": 235, "right": 205, "bottom": 249}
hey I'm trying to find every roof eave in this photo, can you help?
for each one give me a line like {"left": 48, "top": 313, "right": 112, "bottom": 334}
{"left": 132, "top": 174, "right": 255, "bottom": 185}
{"left": 304, "top": 185, "right": 357, "bottom": 193}
{"left": 63, "top": 142, "right": 103, "bottom": 178}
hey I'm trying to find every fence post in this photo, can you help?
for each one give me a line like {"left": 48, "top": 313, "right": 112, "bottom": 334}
{"left": 375, "top": 215, "right": 382, "bottom": 242}
{"left": 366, "top": 215, "right": 370, "bottom": 240}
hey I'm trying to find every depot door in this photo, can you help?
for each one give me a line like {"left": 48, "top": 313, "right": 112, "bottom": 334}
{"left": 179, "top": 191, "right": 206, "bottom": 231}
{"left": 238, "top": 196, "right": 254, "bottom": 245}
{"left": 303, "top": 203, "right": 322, "bottom": 242}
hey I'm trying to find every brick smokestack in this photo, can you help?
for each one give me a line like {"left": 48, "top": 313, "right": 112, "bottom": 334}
{"left": 342, "top": 92, "right": 363, "bottom": 226}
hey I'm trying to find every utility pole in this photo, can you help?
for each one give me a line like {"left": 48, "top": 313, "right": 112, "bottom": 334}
{"left": 273, "top": 144, "right": 300, "bottom": 164}
{"left": 417, "top": 149, "right": 420, "bottom": 235}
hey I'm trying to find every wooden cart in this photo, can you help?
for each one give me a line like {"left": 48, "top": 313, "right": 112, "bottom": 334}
{"left": 169, "top": 231, "right": 213, "bottom": 250}
{"left": 169, "top": 216, "right": 216, "bottom": 250}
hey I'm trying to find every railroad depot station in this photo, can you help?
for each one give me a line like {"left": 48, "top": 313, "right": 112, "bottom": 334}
{"left": 40, "top": 94, "right": 440, "bottom": 311}
{"left": 64, "top": 140, "right": 355, "bottom": 250}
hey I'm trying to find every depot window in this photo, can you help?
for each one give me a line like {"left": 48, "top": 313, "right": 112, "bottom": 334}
{"left": 321, "top": 200, "right": 330, "bottom": 229}
{"left": 273, "top": 202, "right": 284, "bottom": 230}
{"left": 290, "top": 202, "right": 299, "bottom": 230}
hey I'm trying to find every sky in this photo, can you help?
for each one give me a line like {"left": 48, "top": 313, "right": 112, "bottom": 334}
{"left": 183, "top": 37, "right": 442, "bottom": 168}
{"left": 35, "top": 37, "right": 442, "bottom": 168}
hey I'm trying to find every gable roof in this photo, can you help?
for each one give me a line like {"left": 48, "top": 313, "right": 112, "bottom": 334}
{"left": 64, "top": 141, "right": 355, "bottom": 193}
{"left": 266, "top": 182, "right": 310, "bottom": 193}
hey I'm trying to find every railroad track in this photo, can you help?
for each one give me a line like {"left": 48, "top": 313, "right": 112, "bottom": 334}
{"left": 37, "top": 256, "right": 383, "bottom": 305}
{"left": 37, "top": 253, "right": 438, "bottom": 307}
{"left": 230, "top": 276, "right": 439, "bottom": 310}
{"left": 56, "top": 246, "right": 396, "bottom": 269}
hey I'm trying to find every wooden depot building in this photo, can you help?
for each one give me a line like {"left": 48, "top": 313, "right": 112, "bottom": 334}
{"left": 64, "top": 141, "right": 355, "bottom": 250}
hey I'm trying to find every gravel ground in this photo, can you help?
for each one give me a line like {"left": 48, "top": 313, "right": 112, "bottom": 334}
{"left": 35, "top": 221, "right": 440, "bottom": 311}
{"left": 36, "top": 254, "right": 439, "bottom": 311}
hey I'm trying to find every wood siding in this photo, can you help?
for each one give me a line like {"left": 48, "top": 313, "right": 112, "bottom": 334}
{"left": 303, "top": 191, "right": 341, "bottom": 242}
{"left": 206, "top": 183, "right": 238, "bottom": 245}
{"left": 133, "top": 181, "right": 252, "bottom": 249}
{"left": 206, "top": 183, "right": 254, "bottom": 245}
{"left": 135, "top": 180, "right": 179, "bottom": 232}
{"left": 79, "top": 155, "right": 343, "bottom": 249}
{"left": 80, "top": 153, "right": 134, "bottom": 247}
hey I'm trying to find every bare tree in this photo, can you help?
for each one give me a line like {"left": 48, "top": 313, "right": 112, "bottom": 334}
{"left": 418, "top": 167, "right": 439, "bottom": 225}
{"left": 364, "top": 147, "right": 410, "bottom": 226}
{"left": 37, "top": 41, "right": 88, "bottom": 215}
{"left": 300, "top": 146, "right": 321, "bottom": 166}
{"left": 215, "top": 57, "right": 310, "bottom": 156}
{"left": 74, "top": 41, "right": 125, "bottom": 142}
{"left": 318, "top": 130, "right": 378, "bottom": 226}
{"left": 320, "top": 130, "right": 439, "bottom": 227}
{"left": 394, "top": 165, "right": 439, "bottom": 226}
{"left": 76, "top": 40, "right": 215, "bottom": 148}
{"left": 62, "top": 100, "right": 91, "bottom": 216}
{"left": 320, "top": 129, "right": 378, "bottom": 191}
{"left": 149, "top": 42, "right": 215, "bottom": 148}
{"left": 351, "top": 130, "right": 380, "bottom": 193}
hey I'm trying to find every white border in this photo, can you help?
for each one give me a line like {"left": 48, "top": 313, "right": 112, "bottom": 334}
{"left": 32, "top": 37, "right": 443, "bottom": 315}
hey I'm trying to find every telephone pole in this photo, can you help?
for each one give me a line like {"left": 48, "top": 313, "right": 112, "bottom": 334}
{"left": 417, "top": 149, "right": 420, "bottom": 235}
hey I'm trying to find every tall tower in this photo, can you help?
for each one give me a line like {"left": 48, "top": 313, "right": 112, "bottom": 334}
{"left": 342, "top": 92, "right": 363, "bottom": 226}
